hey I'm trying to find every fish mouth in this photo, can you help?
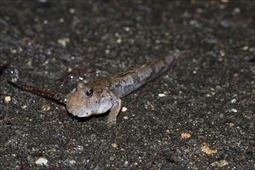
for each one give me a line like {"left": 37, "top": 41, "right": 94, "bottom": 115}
{"left": 67, "top": 106, "right": 92, "bottom": 117}
{"left": 73, "top": 110, "right": 91, "bottom": 118}
{"left": 79, "top": 111, "right": 92, "bottom": 117}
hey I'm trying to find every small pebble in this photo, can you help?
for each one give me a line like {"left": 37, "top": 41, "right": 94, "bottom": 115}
{"left": 205, "top": 93, "right": 212, "bottom": 97}
{"left": 121, "top": 107, "right": 127, "bottom": 112}
{"left": 41, "top": 105, "right": 51, "bottom": 111}
{"left": 201, "top": 142, "right": 217, "bottom": 155}
{"left": 58, "top": 38, "right": 70, "bottom": 47}
{"left": 105, "top": 49, "right": 110, "bottom": 54}
{"left": 230, "top": 108, "right": 237, "bottom": 113}
{"left": 210, "top": 160, "right": 229, "bottom": 167}
{"left": 69, "top": 8, "right": 75, "bottom": 14}
{"left": 4, "top": 96, "right": 11, "bottom": 103}
{"left": 59, "top": 18, "right": 64, "bottom": 22}
{"left": 181, "top": 133, "right": 191, "bottom": 139}
{"left": 111, "top": 143, "right": 118, "bottom": 148}
{"left": 242, "top": 46, "right": 249, "bottom": 50}
{"left": 230, "top": 98, "right": 236, "bottom": 103}
{"left": 22, "top": 105, "right": 27, "bottom": 109}
{"left": 35, "top": 157, "right": 48, "bottom": 166}
{"left": 68, "top": 160, "right": 76, "bottom": 164}
{"left": 158, "top": 93, "right": 165, "bottom": 97}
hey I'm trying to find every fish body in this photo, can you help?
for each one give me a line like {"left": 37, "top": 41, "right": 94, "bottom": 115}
{"left": 66, "top": 51, "right": 189, "bottom": 124}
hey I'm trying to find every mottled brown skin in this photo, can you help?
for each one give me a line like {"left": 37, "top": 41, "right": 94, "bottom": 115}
{"left": 66, "top": 51, "right": 190, "bottom": 124}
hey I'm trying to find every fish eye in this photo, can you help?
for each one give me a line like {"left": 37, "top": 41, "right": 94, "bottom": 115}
{"left": 86, "top": 88, "right": 93, "bottom": 97}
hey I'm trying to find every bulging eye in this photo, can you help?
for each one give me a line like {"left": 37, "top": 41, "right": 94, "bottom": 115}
{"left": 86, "top": 88, "right": 93, "bottom": 97}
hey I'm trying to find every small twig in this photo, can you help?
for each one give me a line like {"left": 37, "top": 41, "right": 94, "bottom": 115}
{"left": 8, "top": 81, "right": 66, "bottom": 105}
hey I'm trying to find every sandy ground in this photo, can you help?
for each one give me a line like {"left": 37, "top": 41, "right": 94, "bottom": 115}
{"left": 0, "top": 1, "right": 254, "bottom": 169}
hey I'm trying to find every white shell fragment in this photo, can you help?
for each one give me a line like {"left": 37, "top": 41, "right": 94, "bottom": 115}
{"left": 35, "top": 157, "right": 48, "bottom": 166}
{"left": 230, "top": 108, "right": 237, "bottom": 113}
{"left": 121, "top": 107, "right": 127, "bottom": 112}
{"left": 158, "top": 93, "right": 165, "bottom": 97}
{"left": 4, "top": 96, "right": 11, "bottom": 103}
